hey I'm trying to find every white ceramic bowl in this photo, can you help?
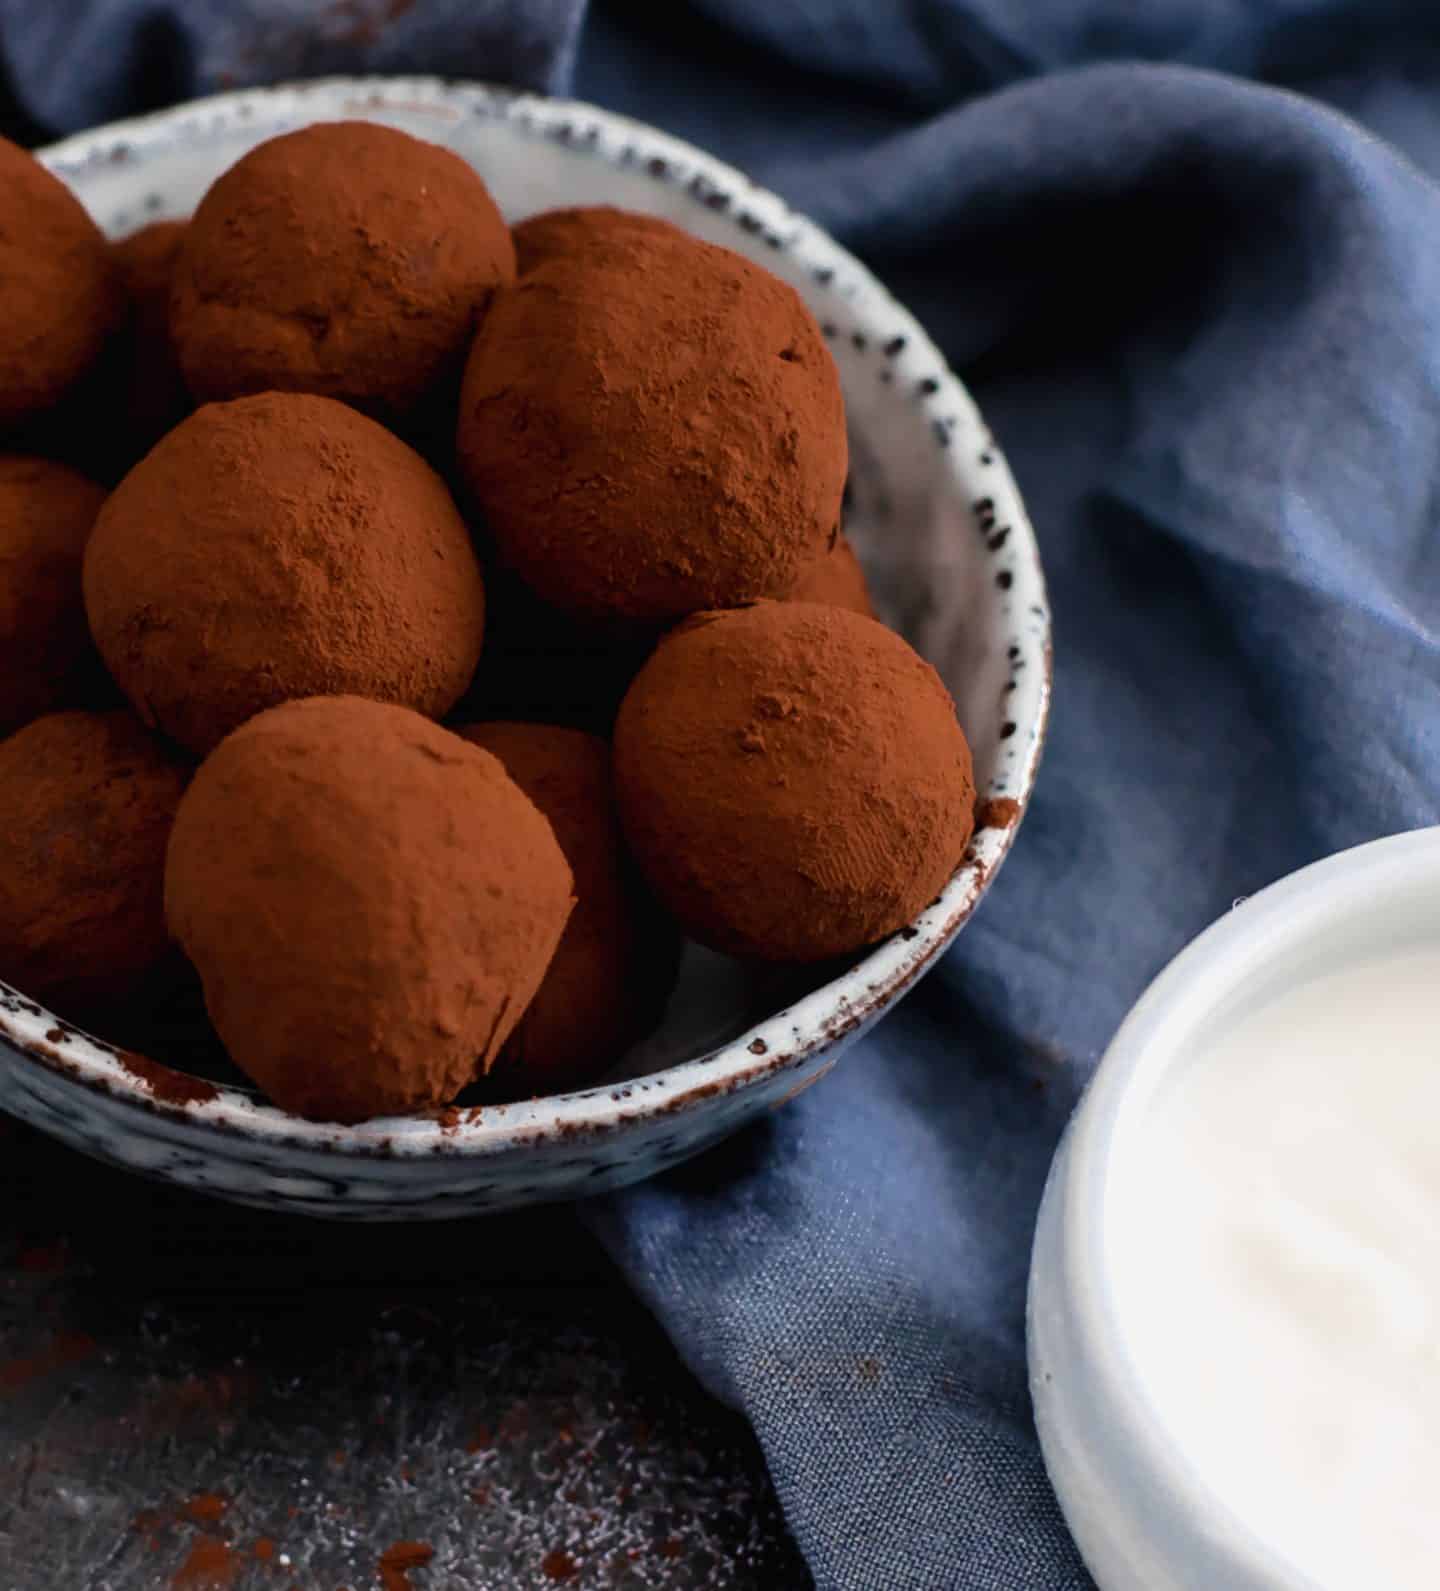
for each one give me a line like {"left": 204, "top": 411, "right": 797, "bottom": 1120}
{"left": 1028, "top": 827, "right": 1440, "bottom": 1589}
{"left": 0, "top": 77, "right": 1049, "bottom": 1219}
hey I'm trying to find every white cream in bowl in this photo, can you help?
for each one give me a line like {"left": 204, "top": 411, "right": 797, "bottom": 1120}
{"left": 1030, "top": 828, "right": 1440, "bottom": 1591}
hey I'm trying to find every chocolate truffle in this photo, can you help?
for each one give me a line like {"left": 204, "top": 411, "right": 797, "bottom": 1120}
{"left": 0, "top": 138, "right": 119, "bottom": 427}
{"left": 614, "top": 602, "right": 975, "bottom": 962}
{"left": 109, "top": 220, "right": 191, "bottom": 466}
{"left": 171, "top": 122, "right": 515, "bottom": 421}
{"left": 512, "top": 205, "right": 683, "bottom": 276}
{"left": 0, "top": 711, "right": 189, "bottom": 1010}
{"left": 458, "top": 722, "right": 677, "bottom": 1093}
{"left": 790, "top": 531, "right": 875, "bottom": 618}
{"left": 165, "top": 697, "right": 575, "bottom": 1124}
{"left": 0, "top": 456, "right": 108, "bottom": 738}
{"left": 84, "top": 392, "right": 486, "bottom": 756}
{"left": 457, "top": 230, "right": 847, "bottom": 623}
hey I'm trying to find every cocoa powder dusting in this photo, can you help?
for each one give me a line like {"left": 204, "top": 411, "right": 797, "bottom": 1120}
{"left": 0, "top": 1330, "right": 97, "bottom": 1392}
{"left": 379, "top": 1540, "right": 434, "bottom": 1590}
{"left": 182, "top": 1493, "right": 228, "bottom": 1525}
{"left": 171, "top": 1536, "right": 237, "bottom": 1589}
{"left": 541, "top": 1548, "right": 580, "bottom": 1582}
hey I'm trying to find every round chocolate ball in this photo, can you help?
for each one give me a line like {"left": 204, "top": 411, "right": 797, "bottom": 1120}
{"left": 0, "top": 455, "right": 108, "bottom": 738}
{"left": 0, "top": 711, "right": 189, "bottom": 1011}
{"left": 458, "top": 722, "right": 678, "bottom": 1093}
{"left": 614, "top": 602, "right": 975, "bottom": 962}
{"left": 165, "top": 697, "right": 575, "bottom": 1123}
{"left": 457, "top": 230, "right": 847, "bottom": 623}
{"left": 84, "top": 392, "right": 486, "bottom": 756}
{"left": 790, "top": 531, "right": 874, "bottom": 618}
{"left": 512, "top": 205, "right": 683, "bottom": 276}
{"left": 172, "top": 122, "right": 515, "bottom": 421}
{"left": 0, "top": 138, "right": 119, "bottom": 427}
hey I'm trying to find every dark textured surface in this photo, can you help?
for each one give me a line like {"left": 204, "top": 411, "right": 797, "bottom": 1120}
{"left": 0, "top": 1114, "right": 810, "bottom": 1589}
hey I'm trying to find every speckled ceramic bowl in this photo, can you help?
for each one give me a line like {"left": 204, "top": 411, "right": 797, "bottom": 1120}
{"left": 0, "top": 78, "right": 1050, "bottom": 1219}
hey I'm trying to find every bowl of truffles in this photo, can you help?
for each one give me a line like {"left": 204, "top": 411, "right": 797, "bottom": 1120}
{"left": 0, "top": 78, "right": 1049, "bottom": 1218}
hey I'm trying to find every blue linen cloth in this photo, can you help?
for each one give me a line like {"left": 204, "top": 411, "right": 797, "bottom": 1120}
{"left": 8, "top": 4, "right": 1440, "bottom": 1585}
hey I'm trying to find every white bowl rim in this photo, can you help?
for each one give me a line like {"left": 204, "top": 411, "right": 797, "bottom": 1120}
{"left": 1, "top": 74, "right": 1051, "bottom": 1159}
{"left": 1051, "top": 824, "right": 1440, "bottom": 1587}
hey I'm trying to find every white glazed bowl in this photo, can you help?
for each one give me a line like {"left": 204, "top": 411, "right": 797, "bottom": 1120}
{"left": 0, "top": 78, "right": 1049, "bottom": 1219}
{"left": 1028, "top": 827, "right": 1440, "bottom": 1590}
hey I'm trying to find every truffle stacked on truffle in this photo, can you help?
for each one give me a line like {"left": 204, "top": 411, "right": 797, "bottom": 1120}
{"left": 0, "top": 138, "right": 119, "bottom": 428}
{"left": 614, "top": 603, "right": 975, "bottom": 962}
{"left": 512, "top": 205, "right": 684, "bottom": 276}
{"left": 172, "top": 122, "right": 515, "bottom": 422}
{"left": 0, "top": 711, "right": 189, "bottom": 1011}
{"left": 791, "top": 531, "right": 875, "bottom": 618}
{"left": 457, "top": 228, "right": 847, "bottom": 622}
{"left": 165, "top": 697, "right": 575, "bottom": 1123}
{"left": 458, "top": 722, "right": 679, "bottom": 1092}
{"left": 84, "top": 392, "right": 486, "bottom": 754}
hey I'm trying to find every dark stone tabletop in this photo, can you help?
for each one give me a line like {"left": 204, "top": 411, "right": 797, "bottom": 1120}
{"left": 0, "top": 1112, "right": 810, "bottom": 1589}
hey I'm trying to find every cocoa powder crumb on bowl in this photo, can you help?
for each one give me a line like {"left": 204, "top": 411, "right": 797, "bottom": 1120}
{"left": 976, "top": 795, "right": 1022, "bottom": 829}
{"left": 117, "top": 1052, "right": 220, "bottom": 1108}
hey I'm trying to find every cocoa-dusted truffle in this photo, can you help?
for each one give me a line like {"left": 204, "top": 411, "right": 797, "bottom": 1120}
{"left": 615, "top": 603, "right": 975, "bottom": 962}
{"left": 0, "top": 456, "right": 108, "bottom": 738}
{"left": 84, "top": 392, "right": 486, "bottom": 756}
{"left": 108, "top": 220, "right": 191, "bottom": 465}
{"left": 0, "top": 138, "right": 119, "bottom": 427}
{"left": 512, "top": 205, "right": 683, "bottom": 276}
{"left": 0, "top": 711, "right": 189, "bottom": 1010}
{"left": 171, "top": 122, "right": 515, "bottom": 421}
{"left": 165, "top": 697, "right": 575, "bottom": 1124}
{"left": 457, "top": 230, "right": 847, "bottom": 622}
{"left": 458, "top": 722, "right": 678, "bottom": 1093}
{"left": 790, "top": 532, "right": 875, "bottom": 618}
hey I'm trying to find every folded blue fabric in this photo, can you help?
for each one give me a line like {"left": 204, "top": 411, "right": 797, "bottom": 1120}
{"left": 9, "top": 5, "right": 1440, "bottom": 1586}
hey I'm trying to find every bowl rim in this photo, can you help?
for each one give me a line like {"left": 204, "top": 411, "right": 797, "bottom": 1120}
{"left": 1043, "top": 825, "right": 1440, "bottom": 1587}
{"left": 0, "top": 74, "right": 1052, "bottom": 1158}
